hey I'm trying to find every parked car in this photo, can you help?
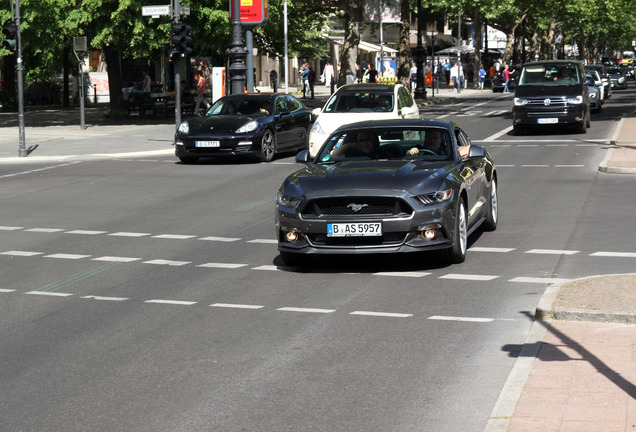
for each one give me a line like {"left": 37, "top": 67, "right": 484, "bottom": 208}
{"left": 607, "top": 68, "right": 628, "bottom": 89}
{"left": 276, "top": 119, "right": 498, "bottom": 266}
{"left": 512, "top": 60, "right": 591, "bottom": 134}
{"left": 619, "top": 63, "right": 635, "bottom": 80}
{"left": 174, "top": 93, "right": 312, "bottom": 163}
{"left": 584, "top": 65, "right": 611, "bottom": 99}
{"left": 308, "top": 83, "right": 420, "bottom": 157}
{"left": 586, "top": 75, "right": 601, "bottom": 112}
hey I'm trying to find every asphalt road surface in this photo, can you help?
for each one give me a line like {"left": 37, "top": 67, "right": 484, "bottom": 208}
{"left": 1, "top": 87, "right": 635, "bottom": 431}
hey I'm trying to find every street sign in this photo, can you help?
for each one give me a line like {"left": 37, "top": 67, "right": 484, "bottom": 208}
{"left": 142, "top": 5, "right": 170, "bottom": 18}
{"left": 73, "top": 36, "right": 87, "bottom": 52}
{"left": 181, "top": 5, "right": 190, "bottom": 16}
{"left": 229, "top": 0, "right": 268, "bottom": 26}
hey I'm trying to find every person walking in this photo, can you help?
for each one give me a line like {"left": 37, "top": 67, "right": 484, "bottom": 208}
{"left": 322, "top": 61, "right": 334, "bottom": 88}
{"left": 194, "top": 72, "right": 209, "bottom": 113}
{"left": 366, "top": 63, "right": 378, "bottom": 83}
{"left": 450, "top": 62, "right": 459, "bottom": 92}
{"left": 307, "top": 66, "right": 316, "bottom": 99}
{"left": 478, "top": 64, "right": 486, "bottom": 91}
{"left": 503, "top": 65, "right": 514, "bottom": 93}
{"left": 300, "top": 63, "right": 310, "bottom": 98}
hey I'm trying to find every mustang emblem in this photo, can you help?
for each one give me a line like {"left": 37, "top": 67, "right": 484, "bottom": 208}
{"left": 544, "top": 98, "right": 551, "bottom": 106}
{"left": 347, "top": 203, "right": 368, "bottom": 212}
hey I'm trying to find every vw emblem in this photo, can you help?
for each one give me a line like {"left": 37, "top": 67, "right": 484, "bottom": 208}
{"left": 347, "top": 203, "right": 368, "bottom": 213}
{"left": 543, "top": 98, "right": 551, "bottom": 106}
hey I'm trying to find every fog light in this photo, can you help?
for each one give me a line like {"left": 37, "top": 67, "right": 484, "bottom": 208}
{"left": 422, "top": 229, "right": 436, "bottom": 240}
{"left": 285, "top": 231, "right": 299, "bottom": 242}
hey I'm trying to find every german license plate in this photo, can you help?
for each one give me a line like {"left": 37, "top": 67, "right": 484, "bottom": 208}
{"left": 196, "top": 140, "right": 220, "bottom": 147}
{"left": 327, "top": 222, "right": 382, "bottom": 237}
{"left": 537, "top": 118, "right": 558, "bottom": 124}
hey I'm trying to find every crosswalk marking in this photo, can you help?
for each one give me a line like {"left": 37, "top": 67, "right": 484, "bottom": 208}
{"left": 45, "top": 253, "right": 91, "bottom": 260}
{"left": 1, "top": 250, "right": 43, "bottom": 256}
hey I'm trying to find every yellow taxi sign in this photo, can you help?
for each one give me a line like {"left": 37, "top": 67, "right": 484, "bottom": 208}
{"left": 378, "top": 76, "right": 398, "bottom": 84}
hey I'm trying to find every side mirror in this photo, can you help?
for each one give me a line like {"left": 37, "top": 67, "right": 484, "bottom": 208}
{"left": 295, "top": 150, "right": 311, "bottom": 164}
{"left": 400, "top": 107, "right": 414, "bottom": 117}
{"left": 468, "top": 145, "right": 485, "bottom": 159}
{"left": 585, "top": 77, "right": 595, "bottom": 86}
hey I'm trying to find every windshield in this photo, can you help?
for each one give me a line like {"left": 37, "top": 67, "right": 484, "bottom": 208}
{"left": 323, "top": 92, "right": 394, "bottom": 113}
{"left": 206, "top": 97, "right": 271, "bottom": 117}
{"left": 518, "top": 65, "right": 580, "bottom": 85}
{"left": 315, "top": 127, "right": 454, "bottom": 163}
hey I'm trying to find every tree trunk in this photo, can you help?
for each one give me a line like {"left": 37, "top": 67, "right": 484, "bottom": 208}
{"left": 104, "top": 46, "right": 125, "bottom": 115}
{"left": 397, "top": 0, "right": 411, "bottom": 87}
{"left": 338, "top": 10, "right": 361, "bottom": 86}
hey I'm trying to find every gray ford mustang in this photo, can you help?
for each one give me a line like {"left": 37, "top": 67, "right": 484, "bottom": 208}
{"left": 275, "top": 119, "right": 498, "bottom": 266}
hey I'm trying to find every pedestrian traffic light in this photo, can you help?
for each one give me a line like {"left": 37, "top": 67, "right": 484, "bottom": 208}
{"left": 2, "top": 23, "right": 18, "bottom": 52}
{"left": 171, "top": 22, "right": 192, "bottom": 57}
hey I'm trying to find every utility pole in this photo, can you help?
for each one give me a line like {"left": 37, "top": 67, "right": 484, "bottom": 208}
{"left": 414, "top": 0, "right": 427, "bottom": 99}
{"left": 4, "top": 0, "right": 27, "bottom": 156}
{"left": 227, "top": 0, "right": 247, "bottom": 94}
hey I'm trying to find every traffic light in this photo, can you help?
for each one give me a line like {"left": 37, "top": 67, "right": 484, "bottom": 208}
{"left": 2, "top": 23, "right": 18, "bottom": 52}
{"left": 170, "top": 22, "right": 192, "bottom": 57}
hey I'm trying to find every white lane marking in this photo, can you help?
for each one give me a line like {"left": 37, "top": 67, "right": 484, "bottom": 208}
{"left": 494, "top": 164, "right": 515, "bottom": 167}
{"left": 518, "top": 144, "right": 539, "bottom": 147}
{"left": 199, "top": 236, "right": 242, "bottom": 242}
{"left": 428, "top": 315, "right": 494, "bottom": 323}
{"left": 210, "top": 303, "right": 264, "bottom": 309}
{"left": 143, "top": 259, "right": 191, "bottom": 266}
{"left": 611, "top": 117, "right": 625, "bottom": 142}
{"left": 470, "top": 247, "right": 516, "bottom": 253}
{"left": 252, "top": 265, "right": 281, "bottom": 271}
{"left": 45, "top": 253, "right": 91, "bottom": 260}
{"left": 151, "top": 234, "right": 196, "bottom": 239}
{"left": 0, "top": 226, "right": 23, "bottom": 230}
{"left": 82, "top": 295, "right": 129, "bottom": 301}
{"left": 483, "top": 126, "right": 513, "bottom": 142}
{"left": 197, "top": 263, "right": 248, "bottom": 269}
{"left": 350, "top": 311, "right": 413, "bottom": 318}
{"left": 554, "top": 165, "right": 585, "bottom": 168}
{"left": 93, "top": 256, "right": 142, "bottom": 262}
{"left": 246, "top": 239, "right": 278, "bottom": 244}
{"left": 25, "top": 228, "right": 65, "bottom": 233}
{"left": 65, "top": 230, "right": 108, "bottom": 235}
{"left": 546, "top": 144, "right": 569, "bottom": 147}
{"left": 277, "top": 307, "right": 336, "bottom": 314}
{"left": 525, "top": 249, "right": 579, "bottom": 255}
{"left": 109, "top": 232, "right": 151, "bottom": 237}
{"left": 0, "top": 162, "right": 81, "bottom": 179}
{"left": 145, "top": 299, "right": 197, "bottom": 306}
{"left": 373, "top": 271, "right": 431, "bottom": 278}
{"left": 521, "top": 164, "right": 550, "bottom": 167}
{"left": 0, "top": 289, "right": 16, "bottom": 293}
{"left": 1, "top": 250, "right": 44, "bottom": 256}
{"left": 26, "top": 291, "right": 73, "bottom": 297}
{"left": 439, "top": 274, "right": 499, "bottom": 281}
{"left": 590, "top": 251, "right": 636, "bottom": 258}
{"left": 509, "top": 277, "right": 573, "bottom": 284}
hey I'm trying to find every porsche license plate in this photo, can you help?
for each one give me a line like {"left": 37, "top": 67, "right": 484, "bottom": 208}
{"left": 327, "top": 222, "right": 382, "bottom": 237}
{"left": 196, "top": 140, "right": 220, "bottom": 147}
{"left": 537, "top": 118, "right": 558, "bottom": 124}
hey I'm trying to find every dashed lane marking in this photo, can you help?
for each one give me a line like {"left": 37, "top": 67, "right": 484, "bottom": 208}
{"left": 210, "top": 303, "right": 265, "bottom": 309}
{"left": 508, "top": 276, "right": 573, "bottom": 284}
{"left": 145, "top": 299, "right": 197, "bottom": 306}
{"left": 470, "top": 247, "right": 516, "bottom": 253}
{"left": 151, "top": 234, "right": 197, "bottom": 240}
{"left": 26, "top": 291, "right": 73, "bottom": 297}
{"left": 82, "top": 295, "right": 129, "bottom": 301}
{"left": 66, "top": 230, "right": 108, "bottom": 235}
{"left": 525, "top": 249, "right": 579, "bottom": 255}
{"left": 350, "top": 311, "right": 413, "bottom": 318}
{"left": 109, "top": 232, "right": 151, "bottom": 237}
{"left": 428, "top": 315, "right": 495, "bottom": 323}
{"left": 197, "top": 263, "right": 248, "bottom": 269}
{"left": 373, "top": 271, "right": 431, "bottom": 278}
{"left": 45, "top": 253, "right": 91, "bottom": 260}
{"left": 143, "top": 259, "right": 191, "bottom": 266}
{"left": 92, "top": 256, "right": 142, "bottom": 262}
{"left": 199, "top": 236, "right": 242, "bottom": 242}
{"left": 590, "top": 251, "right": 636, "bottom": 258}
{"left": 439, "top": 274, "right": 499, "bottom": 281}
{"left": 277, "top": 307, "right": 336, "bottom": 314}
{"left": 25, "top": 228, "right": 65, "bottom": 233}
{"left": 1, "top": 250, "right": 44, "bottom": 256}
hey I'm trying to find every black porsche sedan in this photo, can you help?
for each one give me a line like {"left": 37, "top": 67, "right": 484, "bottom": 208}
{"left": 275, "top": 119, "right": 498, "bottom": 266}
{"left": 175, "top": 93, "right": 312, "bottom": 163}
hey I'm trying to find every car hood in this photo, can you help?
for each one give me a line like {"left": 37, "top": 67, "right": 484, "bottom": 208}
{"left": 286, "top": 159, "right": 454, "bottom": 197}
{"left": 185, "top": 115, "right": 260, "bottom": 134}
{"left": 515, "top": 84, "right": 583, "bottom": 98}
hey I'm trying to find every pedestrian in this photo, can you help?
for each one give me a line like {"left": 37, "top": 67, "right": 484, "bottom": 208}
{"left": 307, "top": 66, "right": 316, "bottom": 99}
{"left": 457, "top": 61, "right": 465, "bottom": 92}
{"left": 194, "top": 72, "right": 209, "bottom": 113}
{"left": 140, "top": 71, "right": 152, "bottom": 115}
{"left": 450, "top": 62, "right": 459, "bottom": 91}
{"left": 410, "top": 62, "right": 417, "bottom": 90}
{"left": 366, "top": 63, "right": 378, "bottom": 83}
{"left": 443, "top": 60, "right": 451, "bottom": 85}
{"left": 322, "top": 61, "right": 334, "bottom": 88}
{"left": 300, "top": 63, "right": 310, "bottom": 98}
{"left": 478, "top": 64, "right": 486, "bottom": 90}
{"left": 503, "top": 65, "right": 514, "bottom": 93}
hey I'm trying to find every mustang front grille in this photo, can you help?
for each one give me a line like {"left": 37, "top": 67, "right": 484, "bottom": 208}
{"left": 301, "top": 197, "right": 413, "bottom": 218}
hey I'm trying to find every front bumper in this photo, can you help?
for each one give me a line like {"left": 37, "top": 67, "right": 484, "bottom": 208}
{"left": 275, "top": 196, "right": 457, "bottom": 255}
{"left": 512, "top": 101, "right": 585, "bottom": 126}
{"left": 175, "top": 135, "right": 258, "bottom": 159}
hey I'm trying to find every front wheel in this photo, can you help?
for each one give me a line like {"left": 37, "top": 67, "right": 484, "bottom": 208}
{"left": 482, "top": 177, "right": 498, "bottom": 231}
{"left": 440, "top": 199, "right": 467, "bottom": 264}
{"left": 259, "top": 129, "right": 276, "bottom": 162}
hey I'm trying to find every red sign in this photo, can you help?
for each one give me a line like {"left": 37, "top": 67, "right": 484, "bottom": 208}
{"left": 229, "top": 0, "right": 269, "bottom": 26}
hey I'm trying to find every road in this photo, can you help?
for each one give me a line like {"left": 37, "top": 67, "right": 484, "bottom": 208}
{"left": 1, "top": 88, "right": 635, "bottom": 431}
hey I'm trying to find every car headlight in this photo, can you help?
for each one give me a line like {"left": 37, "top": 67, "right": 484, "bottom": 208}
{"left": 618, "top": 77, "right": 625, "bottom": 83}
{"left": 310, "top": 121, "right": 326, "bottom": 135}
{"left": 514, "top": 97, "right": 529, "bottom": 106}
{"left": 236, "top": 120, "right": 259, "bottom": 133}
{"left": 178, "top": 121, "right": 189, "bottom": 134}
{"left": 566, "top": 95, "right": 583, "bottom": 105}
{"left": 276, "top": 191, "right": 301, "bottom": 207}
{"left": 414, "top": 189, "right": 453, "bottom": 205}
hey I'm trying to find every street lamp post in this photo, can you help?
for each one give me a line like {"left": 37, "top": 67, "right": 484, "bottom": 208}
{"left": 414, "top": 0, "right": 427, "bottom": 99}
{"left": 227, "top": 0, "right": 247, "bottom": 94}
